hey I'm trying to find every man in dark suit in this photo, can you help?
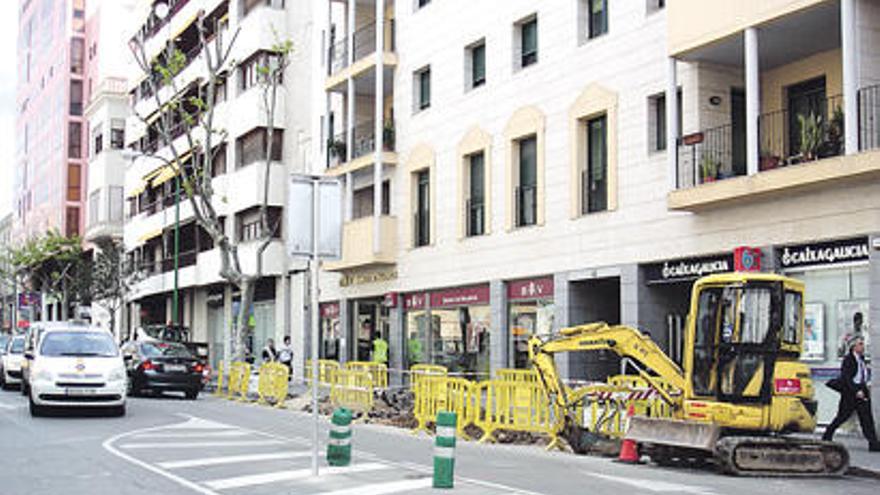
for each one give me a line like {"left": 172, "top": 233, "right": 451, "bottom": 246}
{"left": 823, "top": 336, "right": 880, "bottom": 451}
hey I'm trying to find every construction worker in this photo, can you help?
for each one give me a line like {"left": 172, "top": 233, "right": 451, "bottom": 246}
{"left": 372, "top": 333, "right": 388, "bottom": 364}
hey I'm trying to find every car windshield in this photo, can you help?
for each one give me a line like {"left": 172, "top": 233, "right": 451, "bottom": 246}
{"left": 39, "top": 331, "right": 119, "bottom": 358}
{"left": 0, "top": 335, "right": 9, "bottom": 351}
{"left": 9, "top": 337, "right": 25, "bottom": 354}
{"left": 141, "top": 342, "right": 192, "bottom": 358}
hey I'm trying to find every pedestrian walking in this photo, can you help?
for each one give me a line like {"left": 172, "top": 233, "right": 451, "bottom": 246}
{"left": 823, "top": 336, "right": 880, "bottom": 452}
{"left": 262, "top": 338, "right": 278, "bottom": 363}
{"left": 278, "top": 336, "right": 293, "bottom": 380}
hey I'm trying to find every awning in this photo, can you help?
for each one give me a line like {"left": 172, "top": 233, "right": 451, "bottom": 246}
{"left": 172, "top": 12, "right": 200, "bottom": 40}
{"left": 127, "top": 182, "right": 147, "bottom": 198}
{"left": 142, "top": 166, "right": 165, "bottom": 183}
{"left": 138, "top": 228, "right": 164, "bottom": 243}
{"left": 150, "top": 150, "right": 193, "bottom": 187}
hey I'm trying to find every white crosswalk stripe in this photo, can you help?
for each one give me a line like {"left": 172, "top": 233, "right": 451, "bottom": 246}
{"left": 308, "top": 478, "right": 434, "bottom": 495}
{"left": 203, "top": 463, "right": 388, "bottom": 490}
{"left": 120, "top": 440, "right": 283, "bottom": 449}
{"left": 158, "top": 451, "right": 321, "bottom": 470}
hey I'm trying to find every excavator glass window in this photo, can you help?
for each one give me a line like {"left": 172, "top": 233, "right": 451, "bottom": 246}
{"left": 782, "top": 291, "right": 802, "bottom": 345}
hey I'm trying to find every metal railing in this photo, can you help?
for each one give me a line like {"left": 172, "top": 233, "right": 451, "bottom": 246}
{"left": 675, "top": 123, "right": 738, "bottom": 189}
{"left": 758, "top": 93, "right": 844, "bottom": 167}
{"left": 515, "top": 185, "right": 536, "bottom": 227}
{"left": 327, "top": 19, "right": 396, "bottom": 76}
{"left": 466, "top": 199, "right": 484, "bottom": 237}
{"left": 327, "top": 130, "right": 348, "bottom": 166}
{"left": 350, "top": 120, "right": 395, "bottom": 160}
{"left": 859, "top": 83, "right": 880, "bottom": 152}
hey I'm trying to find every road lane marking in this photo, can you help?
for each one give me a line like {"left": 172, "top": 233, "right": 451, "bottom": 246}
{"left": 120, "top": 440, "right": 283, "bottom": 449}
{"left": 163, "top": 417, "right": 236, "bottom": 430}
{"left": 0, "top": 403, "right": 21, "bottom": 410}
{"left": 203, "top": 463, "right": 388, "bottom": 490}
{"left": 307, "top": 477, "right": 433, "bottom": 495}
{"left": 584, "top": 473, "right": 718, "bottom": 495}
{"left": 132, "top": 430, "right": 252, "bottom": 439}
{"left": 158, "top": 451, "right": 321, "bottom": 469}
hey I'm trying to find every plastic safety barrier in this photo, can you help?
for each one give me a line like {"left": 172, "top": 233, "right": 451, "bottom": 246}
{"left": 329, "top": 369, "right": 374, "bottom": 411}
{"left": 226, "top": 361, "right": 251, "bottom": 401}
{"left": 476, "top": 380, "right": 565, "bottom": 449}
{"left": 412, "top": 375, "right": 480, "bottom": 439}
{"left": 410, "top": 364, "right": 448, "bottom": 392}
{"left": 213, "top": 360, "right": 226, "bottom": 396}
{"left": 494, "top": 368, "right": 540, "bottom": 384}
{"left": 345, "top": 361, "right": 389, "bottom": 390}
{"left": 257, "top": 362, "right": 290, "bottom": 408}
{"left": 305, "top": 359, "right": 340, "bottom": 388}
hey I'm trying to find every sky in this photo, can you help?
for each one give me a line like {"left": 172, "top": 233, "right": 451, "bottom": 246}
{"left": 0, "top": 0, "right": 17, "bottom": 219}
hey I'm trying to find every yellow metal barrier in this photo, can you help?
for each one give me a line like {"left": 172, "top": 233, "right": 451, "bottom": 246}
{"left": 445, "top": 377, "right": 480, "bottom": 439}
{"left": 412, "top": 374, "right": 449, "bottom": 435}
{"left": 409, "top": 364, "right": 447, "bottom": 392}
{"left": 329, "top": 369, "right": 374, "bottom": 411}
{"left": 213, "top": 360, "right": 225, "bottom": 396}
{"left": 226, "top": 361, "right": 251, "bottom": 401}
{"left": 494, "top": 368, "right": 540, "bottom": 384}
{"left": 305, "top": 359, "right": 340, "bottom": 388}
{"left": 345, "top": 361, "right": 389, "bottom": 390}
{"left": 476, "top": 380, "right": 565, "bottom": 450}
{"left": 257, "top": 362, "right": 290, "bottom": 408}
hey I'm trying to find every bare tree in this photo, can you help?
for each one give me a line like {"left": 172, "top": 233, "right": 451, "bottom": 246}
{"left": 90, "top": 238, "right": 138, "bottom": 340}
{"left": 128, "top": 11, "right": 292, "bottom": 361}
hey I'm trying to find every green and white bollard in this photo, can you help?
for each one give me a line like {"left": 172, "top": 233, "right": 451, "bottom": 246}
{"left": 327, "top": 408, "right": 352, "bottom": 466}
{"left": 433, "top": 411, "right": 457, "bottom": 489}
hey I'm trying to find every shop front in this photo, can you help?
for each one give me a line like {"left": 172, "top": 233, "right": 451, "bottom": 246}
{"left": 507, "top": 277, "right": 555, "bottom": 369}
{"left": 776, "top": 236, "right": 872, "bottom": 425}
{"left": 404, "top": 285, "right": 492, "bottom": 379}
{"left": 639, "top": 252, "right": 736, "bottom": 363}
{"left": 350, "top": 298, "right": 390, "bottom": 363}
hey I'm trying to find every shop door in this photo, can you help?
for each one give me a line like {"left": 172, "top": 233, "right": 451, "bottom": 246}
{"left": 787, "top": 76, "right": 826, "bottom": 157}
{"left": 355, "top": 302, "right": 378, "bottom": 362}
{"left": 207, "top": 304, "right": 225, "bottom": 371}
{"left": 252, "top": 301, "right": 275, "bottom": 363}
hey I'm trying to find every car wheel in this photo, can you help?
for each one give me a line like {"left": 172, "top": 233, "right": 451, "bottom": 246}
{"left": 28, "top": 392, "right": 44, "bottom": 417}
{"left": 185, "top": 389, "right": 198, "bottom": 400}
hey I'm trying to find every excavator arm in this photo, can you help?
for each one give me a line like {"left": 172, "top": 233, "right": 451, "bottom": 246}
{"left": 528, "top": 322, "right": 687, "bottom": 410}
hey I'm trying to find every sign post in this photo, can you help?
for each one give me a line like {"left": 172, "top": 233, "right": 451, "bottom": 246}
{"left": 287, "top": 174, "right": 342, "bottom": 477}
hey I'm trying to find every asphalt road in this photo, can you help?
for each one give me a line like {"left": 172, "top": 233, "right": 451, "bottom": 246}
{"left": 0, "top": 388, "right": 878, "bottom": 495}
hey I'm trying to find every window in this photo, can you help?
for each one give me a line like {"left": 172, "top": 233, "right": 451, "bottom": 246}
{"left": 417, "top": 0, "right": 431, "bottom": 8}
{"left": 236, "top": 206, "right": 282, "bottom": 242}
{"left": 516, "top": 136, "right": 537, "bottom": 227}
{"left": 88, "top": 189, "right": 100, "bottom": 226}
{"left": 235, "top": 127, "right": 283, "bottom": 168}
{"left": 92, "top": 123, "right": 103, "bottom": 156}
{"left": 414, "top": 170, "right": 430, "bottom": 247}
{"left": 68, "top": 164, "right": 82, "bottom": 201}
{"left": 239, "top": 51, "right": 282, "bottom": 93}
{"left": 646, "top": 0, "right": 665, "bottom": 14}
{"left": 68, "top": 122, "right": 82, "bottom": 158}
{"left": 517, "top": 16, "right": 538, "bottom": 69}
{"left": 211, "top": 144, "right": 228, "bottom": 177}
{"left": 584, "top": 115, "right": 607, "bottom": 213}
{"left": 70, "top": 38, "right": 84, "bottom": 74}
{"left": 241, "top": 0, "right": 284, "bottom": 17}
{"left": 66, "top": 207, "right": 80, "bottom": 237}
{"left": 588, "top": 0, "right": 608, "bottom": 39}
{"left": 69, "top": 80, "right": 83, "bottom": 115}
{"left": 109, "top": 186, "right": 124, "bottom": 222}
{"left": 466, "top": 40, "right": 486, "bottom": 90}
{"left": 110, "top": 119, "right": 125, "bottom": 149}
{"left": 467, "top": 151, "right": 485, "bottom": 236}
{"left": 649, "top": 90, "right": 682, "bottom": 152}
{"left": 352, "top": 181, "right": 391, "bottom": 219}
{"left": 414, "top": 66, "right": 431, "bottom": 111}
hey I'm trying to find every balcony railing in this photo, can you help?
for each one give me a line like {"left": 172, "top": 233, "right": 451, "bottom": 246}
{"left": 515, "top": 185, "right": 537, "bottom": 227}
{"left": 859, "top": 83, "right": 880, "bottom": 152}
{"left": 352, "top": 120, "right": 395, "bottom": 160}
{"left": 327, "top": 20, "right": 396, "bottom": 76}
{"left": 676, "top": 93, "right": 848, "bottom": 189}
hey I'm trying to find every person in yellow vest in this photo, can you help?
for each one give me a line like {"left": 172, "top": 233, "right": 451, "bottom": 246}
{"left": 372, "top": 334, "right": 389, "bottom": 364}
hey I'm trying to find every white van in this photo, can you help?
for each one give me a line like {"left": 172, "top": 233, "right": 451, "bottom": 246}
{"left": 26, "top": 324, "right": 127, "bottom": 417}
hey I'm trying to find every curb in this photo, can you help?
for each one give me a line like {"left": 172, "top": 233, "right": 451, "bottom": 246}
{"left": 847, "top": 466, "right": 880, "bottom": 480}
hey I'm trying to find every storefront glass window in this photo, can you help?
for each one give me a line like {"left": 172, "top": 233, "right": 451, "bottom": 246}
{"left": 320, "top": 304, "right": 340, "bottom": 361}
{"left": 406, "top": 310, "right": 429, "bottom": 365}
{"left": 427, "top": 306, "right": 491, "bottom": 378}
{"left": 510, "top": 300, "right": 554, "bottom": 369}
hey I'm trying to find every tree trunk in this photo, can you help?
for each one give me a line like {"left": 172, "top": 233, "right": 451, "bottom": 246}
{"left": 234, "top": 279, "right": 257, "bottom": 362}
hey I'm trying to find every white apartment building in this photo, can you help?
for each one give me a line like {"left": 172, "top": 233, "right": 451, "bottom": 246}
{"left": 122, "top": 0, "right": 316, "bottom": 371}
{"left": 317, "top": 0, "right": 880, "bottom": 424}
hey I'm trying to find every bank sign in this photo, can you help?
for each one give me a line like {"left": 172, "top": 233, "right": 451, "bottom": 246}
{"left": 644, "top": 253, "right": 735, "bottom": 284}
{"left": 779, "top": 236, "right": 870, "bottom": 270}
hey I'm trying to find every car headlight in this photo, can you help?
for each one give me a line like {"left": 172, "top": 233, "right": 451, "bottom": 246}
{"left": 107, "top": 367, "right": 126, "bottom": 382}
{"left": 33, "top": 368, "right": 54, "bottom": 382}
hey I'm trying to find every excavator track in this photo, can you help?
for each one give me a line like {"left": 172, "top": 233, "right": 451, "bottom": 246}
{"left": 714, "top": 436, "right": 849, "bottom": 477}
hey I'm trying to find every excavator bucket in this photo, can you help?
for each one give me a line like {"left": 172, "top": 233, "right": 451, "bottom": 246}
{"left": 625, "top": 417, "right": 719, "bottom": 452}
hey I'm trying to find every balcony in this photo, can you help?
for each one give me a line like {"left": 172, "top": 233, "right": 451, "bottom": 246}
{"left": 324, "top": 216, "right": 397, "bottom": 272}
{"left": 326, "top": 20, "right": 396, "bottom": 90}
{"left": 669, "top": 85, "right": 880, "bottom": 211}
{"left": 325, "top": 119, "right": 397, "bottom": 176}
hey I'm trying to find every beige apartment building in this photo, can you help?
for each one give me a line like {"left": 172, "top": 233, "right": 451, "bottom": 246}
{"left": 316, "top": 0, "right": 880, "bottom": 424}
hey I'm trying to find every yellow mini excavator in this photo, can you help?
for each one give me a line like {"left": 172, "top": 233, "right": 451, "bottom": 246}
{"left": 529, "top": 272, "right": 849, "bottom": 476}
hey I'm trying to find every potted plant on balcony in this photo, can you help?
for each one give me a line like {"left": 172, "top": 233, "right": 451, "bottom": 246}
{"left": 797, "top": 112, "right": 823, "bottom": 162}
{"left": 759, "top": 149, "right": 781, "bottom": 171}
{"left": 700, "top": 154, "right": 720, "bottom": 184}
{"left": 820, "top": 106, "right": 844, "bottom": 158}
{"left": 327, "top": 138, "right": 347, "bottom": 165}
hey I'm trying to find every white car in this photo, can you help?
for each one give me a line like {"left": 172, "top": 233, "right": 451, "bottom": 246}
{"left": 27, "top": 325, "right": 127, "bottom": 417}
{"left": 0, "top": 335, "right": 26, "bottom": 390}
